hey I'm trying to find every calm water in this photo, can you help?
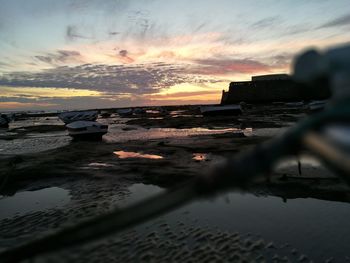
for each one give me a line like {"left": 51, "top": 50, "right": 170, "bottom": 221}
{"left": 124, "top": 183, "right": 350, "bottom": 262}
{"left": 105, "top": 126, "right": 249, "bottom": 143}
{"left": 0, "top": 187, "right": 70, "bottom": 220}
{"left": 114, "top": 150, "right": 164, "bottom": 159}
{"left": 0, "top": 116, "right": 253, "bottom": 154}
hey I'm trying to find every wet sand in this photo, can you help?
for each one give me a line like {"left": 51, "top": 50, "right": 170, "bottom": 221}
{"left": 0, "top": 104, "right": 349, "bottom": 262}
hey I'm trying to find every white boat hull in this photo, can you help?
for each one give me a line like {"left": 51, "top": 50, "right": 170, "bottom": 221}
{"left": 66, "top": 121, "right": 108, "bottom": 140}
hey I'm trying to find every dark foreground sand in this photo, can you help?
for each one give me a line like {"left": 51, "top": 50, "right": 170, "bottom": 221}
{"left": 0, "top": 105, "right": 349, "bottom": 262}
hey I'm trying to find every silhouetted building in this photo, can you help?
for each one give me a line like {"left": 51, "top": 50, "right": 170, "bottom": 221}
{"left": 221, "top": 74, "right": 331, "bottom": 104}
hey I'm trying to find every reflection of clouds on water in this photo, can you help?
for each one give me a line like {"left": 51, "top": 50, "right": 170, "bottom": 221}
{"left": 276, "top": 155, "right": 322, "bottom": 170}
{"left": 105, "top": 126, "right": 246, "bottom": 143}
{"left": 0, "top": 114, "right": 252, "bottom": 154}
{"left": 120, "top": 183, "right": 350, "bottom": 262}
{"left": 192, "top": 153, "right": 209, "bottom": 161}
{"left": 0, "top": 187, "right": 70, "bottom": 220}
{"left": 114, "top": 151, "right": 164, "bottom": 160}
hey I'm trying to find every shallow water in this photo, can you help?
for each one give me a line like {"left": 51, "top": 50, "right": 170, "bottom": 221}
{"left": 114, "top": 151, "right": 164, "bottom": 159}
{"left": 192, "top": 153, "right": 210, "bottom": 161}
{"left": 0, "top": 114, "right": 257, "bottom": 154}
{"left": 9, "top": 117, "right": 63, "bottom": 129}
{"left": 122, "top": 183, "right": 350, "bottom": 262}
{"left": 0, "top": 187, "right": 70, "bottom": 220}
{"left": 105, "top": 126, "right": 249, "bottom": 143}
{"left": 0, "top": 117, "right": 70, "bottom": 154}
{"left": 0, "top": 124, "right": 245, "bottom": 155}
{"left": 121, "top": 183, "right": 163, "bottom": 206}
{"left": 1, "top": 114, "right": 286, "bottom": 155}
{"left": 0, "top": 135, "right": 71, "bottom": 155}
{"left": 276, "top": 155, "right": 322, "bottom": 169}
{"left": 250, "top": 127, "right": 288, "bottom": 137}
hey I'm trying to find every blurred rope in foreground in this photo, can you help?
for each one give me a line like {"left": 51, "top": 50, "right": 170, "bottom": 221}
{"left": 1, "top": 44, "right": 350, "bottom": 262}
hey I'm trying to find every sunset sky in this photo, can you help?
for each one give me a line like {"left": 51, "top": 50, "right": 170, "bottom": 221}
{"left": 0, "top": 0, "right": 349, "bottom": 111}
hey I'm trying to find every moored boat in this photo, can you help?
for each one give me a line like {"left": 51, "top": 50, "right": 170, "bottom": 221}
{"left": 66, "top": 121, "right": 108, "bottom": 140}
{"left": 58, "top": 111, "right": 98, "bottom": 124}
{"left": 0, "top": 114, "right": 14, "bottom": 128}
{"left": 308, "top": 100, "right": 328, "bottom": 112}
{"left": 285, "top": 101, "right": 304, "bottom": 107}
{"left": 133, "top": 108, "right": 146, "bottom": 115}
{"left": 100, "top": 111, "right": 112, "bottom": 118}
{"left": 200, "top": 105, "right": 242, "bottom": 116}
{"left": 117, "top": 108, "right": 133, "bottom": 117}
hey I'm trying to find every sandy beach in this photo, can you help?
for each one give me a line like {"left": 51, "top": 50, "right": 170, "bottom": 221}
{"left": 1, "top": 104, "right": 349, "bottom": 262}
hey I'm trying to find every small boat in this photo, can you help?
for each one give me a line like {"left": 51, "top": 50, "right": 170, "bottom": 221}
{"left": 159, "top": 107, "right": 169, "bottom": 116}
{"left": 117, "top": 108, "right": 133, "bottom": 117}
{"left": 59, "top": 110, "right": 98, "bottom": 124}
{"left": 308, "top": 100, "right": 328, "bottom": 112}
{"left": 66, "top": 121, "right": 108, "bottom": 140}
{"left": 200, "top": 105, "right": 242, "bottom": 116}
{"left": 100, "top": 111, "right": 111, "bottom": 118}
{"left": 133, "top": 108, "right": 146, "bottom": 115}
{"left": 0, "top": 114, "right": 13, "bottom": 128}
{"left": 285, "top": 101, "right": 304, "bottom": 107}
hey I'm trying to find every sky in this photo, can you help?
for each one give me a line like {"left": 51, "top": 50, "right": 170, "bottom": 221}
{"left": 0, "top": 0, "right": 349, "bottom": 111}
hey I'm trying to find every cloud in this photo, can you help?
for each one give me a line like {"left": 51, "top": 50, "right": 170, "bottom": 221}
{"left": 119, "top": 50, "right": 128, "bottom": 57}
{"left": 0, "top": 62, "right": 200, "bottom": 95}
{"left": 269, "top": 53, "right": 294, "bottom": 68}
{"left": 251, "top": 16, "right": 282, "bottom": 29}
{"left": 118, "top": 49, "right": 135, "bottom": 63}
{"left": 34, "top": 50, "right": 83, "bottom": 65}
{"left": 0, "top": 53, "right": 282, "bottom": 100}
{"left": 147, "top": 90, "right": 222, "bottom": 104}
{"left": 192, "top": 22, "right": 208, "bottom": 33}
{"left": 66, "top": 25, "right": 92, "bottom": 41}
{"left": 0, "top": 94, "right": 162, "bottom": 111}
{"left": 150, "top": 90, "right": 219, "bottom": 98}
{"left": 189, "top": 58, "right": 272, "bottom": 75}
{"left": 282, "top": 24, "right": 311, "bottom": 36}
{"left": 251, "top": 17, "right": 311, "bottom": 37}
{"left": 0, "top": 101, "right": 58, "bottom": 110}
{"left": 109, "top": 31, "right": 120, "bottom": 36}
{"left": 319, "top": 13, "right": 350, "bottom": 28}
{"left": 0, "top": 61, "right": 11, "bottom": 67}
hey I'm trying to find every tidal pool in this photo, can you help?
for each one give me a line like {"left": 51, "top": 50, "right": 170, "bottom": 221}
{"left": 114, "top": 151, "right": 164, "bottom": 159}
{"left": 0, "top": 187, "right": 70, "bottom": 220}
{"left": 105, "top": 127, "right": 248, "bottom": 143}
{"left": 121, "top": 183, "right": 350, "bottom": 262}
{"left": 0, "top": 135, "right": 71, "bottom": 155}
{"left": 192, "top": 153, "right": 210, "bottom": 161}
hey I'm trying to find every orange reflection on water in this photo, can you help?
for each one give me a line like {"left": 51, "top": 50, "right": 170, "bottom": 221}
{"left": 192, "top": 153, "right": 209, "bottom": 162}
{"left": 114, "top": 151, "right": 164, "bottom": 160}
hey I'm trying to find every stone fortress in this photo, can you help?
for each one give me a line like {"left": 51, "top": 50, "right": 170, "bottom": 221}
{"left": 221, "top": 74, "right": 331, "bottom": 104}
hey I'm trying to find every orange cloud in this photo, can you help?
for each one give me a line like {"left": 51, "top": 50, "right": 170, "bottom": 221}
{"left": 148, "top": 90, "right": 221, "bottom": 102}
{"left": 189, "top": 58, "right": 272, "bottom": 76}
{"left": 0, "top": 102, "right": 58, "bottom": 109}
